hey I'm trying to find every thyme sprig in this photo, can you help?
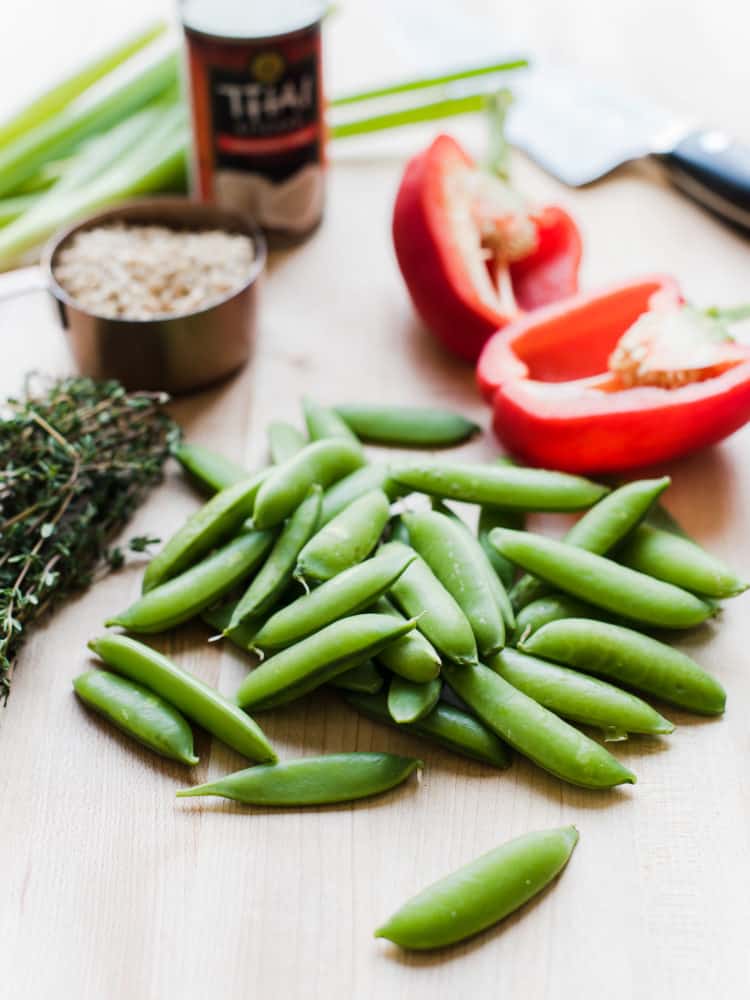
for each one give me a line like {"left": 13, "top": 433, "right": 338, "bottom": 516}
{"left": 0, "top": 375, "right": 177, "bottom": 703}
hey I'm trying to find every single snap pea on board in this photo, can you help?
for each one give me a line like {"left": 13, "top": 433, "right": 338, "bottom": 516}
{"left": 390, "top": 462, "right": 608, "bottom": 511}
{"left": 344, "top": 691, "right": 510, "bottom": 769}
{"left": 333, "top": 404, "right": 480, "bottom": 447}
{"left": 510, "top": 476, "right": 671, "bottom": 611}
{"left": 268, "top": 421, "right": 307, "bottom": 464}
{"left": 73, "top": 669, "right": 199, "bottom": 765}
{"left": 88, "top": 634, "right": 276, "bottom": 762}
{"left": 512, "top": 594, "right": 607, "bottom": 644}
{"left": 173, "top": 442, "right": 253, "bottom": 495}
{"left": 616, "top": 523, "right": 747, "bottom": 599}
{"left": 387, "top": 676, "right": 442, "bottom": 723}
{"left": 371, "top": 598, "right": 442, "bottom": 683}
{"left": 252, "top": 547, "right": 415, "bottom": 652}
{"left": 403, "top": 510, "right": 506, "bottom": 657}
{"left": 235, "top": 613, "right": 418, "bottom": 710}
{"left": 227, "top": 486, "right": 322, "bottom": 631}
{"left": 302, "top": 396, "right": 362, "bottom": 447}
{"left": 520, "top": 619, "right": 726, "bottom": 715}
{"left": 478, "top": 504, "right": 525, "bottom": 591}
{"left": 381, "top": 541, "right": 478, "bottom": 667}
{"left": 328, "top": 660, "right": 385, "bottom": 694}
{"left": 252, "top": 439, "right": 365, "bottom": 529}
{"left": 375, "top": 826, "right": 579, "bottom": 950}
{"left": 443, "top": 662, "right": 635, "bottom": 789}
{"left": 489, "top": 648, "right": 674, "bottom": 737}
{"left": 491, "top": 528, "right": 713, "bottom": 629}
{"left": 107, "top": 529, "right": 276, "bottom": 633}
{"left": 295, "top": 488, "right": 391, "bottom": 582}
{"left": 142, "top": 471, "right": 269, "bottom": 593}
{"left": 177, "top": 752, "right": 421, "bottom": 806}
{"left": 320, "top": 463, "right": 401, "bottom": 525}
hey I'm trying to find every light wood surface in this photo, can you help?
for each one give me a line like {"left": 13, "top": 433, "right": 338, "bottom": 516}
{"left": 2, "top": 2, "right": 750, "bottom": 998}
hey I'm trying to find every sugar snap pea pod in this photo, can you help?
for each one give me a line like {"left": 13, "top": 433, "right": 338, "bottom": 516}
{"left": 108, "top": 529, "right": 276, "bottom": 633}
{"left": 489, "top": 648, "right": 674, "bottom": 737}
{"left": 372, "top": 597, "right": 442, "bottom": 682}
{"left": 520, "top": 619, "right": 726, "bottom": 715}
{"left": 142, "top": 472, "right": 270, "bottom": 593}
{"left": 201, "top": 601, "right": 260, "bottom": 647}
{"left": 88, "top": 634, "right": 276, "bottom": 762}
{"left": 375, "top": 825, "right": 578, "bottom": 950}
{"left": 443, "top": 661, "right": 635, "bottom": 788}
{"left": 334, "top": 403, "right": 479, "bottom": 447}
{"left": 296, "top": 489, "right": 390, "bottom": 582}
{"left": 344, "top": 691, "right": 510, "bottom": 768}
{"left": 173, "top": 442, "right": 253, "bottom": 495}
{"left": 253, "top": 439, "right": 365, "bottom": 529}
{"left": 177, "top": 752, "right": 420, "bottom": 806}
{"left": 382, "top": 540, "right": 478, "bottom": 666}
{"left": 513, "top": 594, "right": 607, "bottom": 644}
{"left": 235, "top": 613, "right": 418, "bottom": 710}
{"left": 616, "top": 523, "right": 747, "bottom": 598}
{"left": 510, "top": 477, "right": 671, "bottom": 610}
{"left": 268, "top": 421, "right": 307, "bottom": 464}
{"left": 73, "top": 669, "right": 199, "bottom": 765}
{"left": 328, "top": 660, "right": 384, "bottom": 694}
{"left": 252, "top": 548, "right": 415, "bottom": 652}
{"left": 491, "top": 528, "right": 712, "bottom": 629}
{"left": 387, "top": 675, "right": 442, "bottom": 723}
{"left": 302, "top": 395, "right": 362, "bottom": 447}
{"left": 388, "top": 516, "right": 411, "bottom": 545}
{"left": 320, "top": 463, "right": 401, "bottom": 525}
{"left": 228, "top": 486, "right": 322, "bottom": 631}
{"left": 478, "top": 504, "right": 524, "bottom": 590}
{"left": 404, "top": 510, "right": 506, "bottom": 657}
{"left": 390, "top": 462, "right": 608, "bottom": 511}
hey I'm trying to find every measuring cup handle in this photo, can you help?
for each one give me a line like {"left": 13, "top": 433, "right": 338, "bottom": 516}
{"left": 0, "top": 266, "right": 46, "bottom": 303}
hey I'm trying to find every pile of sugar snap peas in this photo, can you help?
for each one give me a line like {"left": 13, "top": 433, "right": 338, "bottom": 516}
{"left": 73, "top": 398, "right": 745, "bottom": 950}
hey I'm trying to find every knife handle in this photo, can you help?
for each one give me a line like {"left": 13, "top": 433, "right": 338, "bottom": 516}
{"left": 660, "top": 130, "right": 750, "bottom": 232}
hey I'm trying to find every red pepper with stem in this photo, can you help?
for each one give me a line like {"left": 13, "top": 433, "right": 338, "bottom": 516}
{"left": 392, "top": 134, "right": 582, "bottom": 362}
{"left": 477, "top": 275, "right": 750, "bottom": 473}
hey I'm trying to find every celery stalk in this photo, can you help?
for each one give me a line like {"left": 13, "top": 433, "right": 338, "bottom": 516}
{"left": 0, "top": 50, "right": 178, "bottom": 199}
{"left": 0, "top": 21, "right": 167, "bottom": 148}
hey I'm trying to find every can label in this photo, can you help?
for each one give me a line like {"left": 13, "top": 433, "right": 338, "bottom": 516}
{"left": 185, "top": 23, "right": 325, "bottom": 235}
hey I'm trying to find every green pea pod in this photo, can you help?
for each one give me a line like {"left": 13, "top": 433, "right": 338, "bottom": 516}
{"left": 252, "top": 548, "right": 415, "bottom": 652}
{"left": 302, "top": 395, "right": 362, "bottom": 447}
{"left": 513, "top": 594, "right": 607, "bottom": 644}
{"left": 375, "top": 826, "right": 578, "bottom": 950}
{"left": 478, "top": 504, "right": 524, "bottom": 591}
{"left": 235, "top": 612, "right": 418, "bottom": 710}
{"left": 177, "top": 752, "right": 420, "bottom": 806}
{"left": 491, "top": 528, "right": 713, "bottom": 629}
{"left": 372, "top": 597, "right": 442, "bottom": 683}
{"left": 511, "top": 477, "right": 671, "bottom": 610}
{"left": 404, "top": 510, "right": 506, "bottom": 657}
{"left": 443, "top": 661, "right": 636, "bottom": 789}
{"left": 268, "top": 421, "right": 307, "bottom": 463}
{"left": 382, "top": 540, "right": 478, "bottom": 667}
{"left": 387, "top": 675, "right": 442, "bottom": 723}
{"left": 344, "top": 691, "right": 510, "bottom": 769}
{"left": 320, "top": 463, "right": 401, "bottom": 525}
{"left": 489, "top": 648, "right": 674, "bottom": 737}
{"left": 328, "top": 660, "right": 384, "bottom": 694}
{"left": 142, "top": 471, "right": 268, "bottom": 593}
{"left": 390, "top": 462, "right": 608, "bottom": 511}
{"left": 173, "top": 442, "right": 253, "bottom": 495}
{"left": 73, "top": 668, "right": 199, "bottom": 765}
{"left": 520, "top": 619, "right": 726, "bottom": 715}
{"left": 107, "top": 529, "right": 276, "bottom": 633}
{"left": 616, "top": 523, "right": 747, "bottom": 598}
{"left": 296, "top": 488, "right": 390, "bottom": 582}
{"left": 88, "top": 634, "right": 276, "bottom": 763}
{"left": 201, "top": 601, "right": 260, "bottom": 648}
{"left": 253, "top": 439, "right": 365, "bottom": 529}
{"left": 334, "top": 404, "right": 479, "bottom": 446}
{"left": 228, "top": 486, "right": 322, "bottom": 630}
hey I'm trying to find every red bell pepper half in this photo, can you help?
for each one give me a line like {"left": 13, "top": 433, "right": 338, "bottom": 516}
{"left": 392, "top": 134, "right": 582, "bottom": 362}
{"left": 477, "top": 274, "right": 750, "bottom": 473}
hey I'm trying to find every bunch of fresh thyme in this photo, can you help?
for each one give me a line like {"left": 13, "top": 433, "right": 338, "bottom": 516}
{"left": 0, "top": 375, "right": 178, "bottom": 703}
